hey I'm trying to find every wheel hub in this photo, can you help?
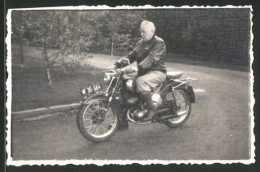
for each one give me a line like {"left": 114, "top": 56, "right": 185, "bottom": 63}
{"left": 92, "top": 110, "right": 106, "bottom": 124}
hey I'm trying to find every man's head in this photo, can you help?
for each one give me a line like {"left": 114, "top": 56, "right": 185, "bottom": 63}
{"left": 140, "top": 20, "right": 156, "bottom": 42}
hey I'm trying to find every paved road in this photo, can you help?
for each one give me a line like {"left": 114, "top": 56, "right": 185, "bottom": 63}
{"left": 12, "top": 62, "right": 252, "bottom": 161}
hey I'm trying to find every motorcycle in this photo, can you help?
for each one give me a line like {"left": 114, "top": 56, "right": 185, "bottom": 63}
{"left": 77, "top": 61, "right": 196, "bottom": 142}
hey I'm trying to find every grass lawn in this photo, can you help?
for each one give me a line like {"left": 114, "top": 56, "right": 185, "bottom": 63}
{"left": 11, "top": 45, "right": 113, "bottom": 111}
{"left": 12, "top": 64, "right": 105, "bottom": 111}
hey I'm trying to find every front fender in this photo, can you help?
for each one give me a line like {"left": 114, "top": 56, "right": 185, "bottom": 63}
{"left": 81, "top": 92, "right": 123, "bottom": 112}
{"left": 81, "top": 92, "right": 107, "bottom": 105}
{"left": 82, "top": 92, "right": 125, "bottom": 106}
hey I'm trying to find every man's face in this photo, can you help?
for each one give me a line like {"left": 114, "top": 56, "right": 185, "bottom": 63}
{"left": 140, "top": 25, "right": 154, "bottom": 42}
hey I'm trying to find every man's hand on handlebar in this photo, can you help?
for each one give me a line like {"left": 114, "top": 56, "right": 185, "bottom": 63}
{"left": 117, "top": 57, "right": 129, "bottom": 65}
{"left": 107, "top": 56, "right": 137, "bottom": 74}
{"left": 116, "top": 65, "right": 138, "bottom": 74}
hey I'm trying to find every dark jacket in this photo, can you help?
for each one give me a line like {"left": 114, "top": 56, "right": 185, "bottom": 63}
{"left": 126, "top": 35, "right": 166, "bottom": 76}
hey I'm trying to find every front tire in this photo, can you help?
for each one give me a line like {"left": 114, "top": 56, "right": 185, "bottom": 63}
{"left": 165, "top": 88, "right": 192, "bottom": 128}
{"left": 77, "top": 98, "right": 119, "bottom": 142}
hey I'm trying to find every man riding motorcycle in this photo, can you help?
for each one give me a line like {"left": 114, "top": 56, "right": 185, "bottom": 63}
{"left": 112, "top": 20, "right": 167, "bottom": 121}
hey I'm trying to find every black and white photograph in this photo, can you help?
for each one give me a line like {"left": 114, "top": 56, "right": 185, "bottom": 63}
{"left": 6, "top": 6, "right": 254, "bottom": 165}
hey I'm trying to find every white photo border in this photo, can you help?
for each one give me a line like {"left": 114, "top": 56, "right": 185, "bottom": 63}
{"left": 6, "top": 5, "right": 255, "bottom": 166}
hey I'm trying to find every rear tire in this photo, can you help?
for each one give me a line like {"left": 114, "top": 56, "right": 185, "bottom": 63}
{"left": 77, "top": 98, "right": 119, "bottom": 142}
{"left": 165, "top": 88, "right": 192, "bottom": 128}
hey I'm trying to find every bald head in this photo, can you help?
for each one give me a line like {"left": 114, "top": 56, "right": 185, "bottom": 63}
{"left": 140, "top": 20, "right": 156, "bottom": 42}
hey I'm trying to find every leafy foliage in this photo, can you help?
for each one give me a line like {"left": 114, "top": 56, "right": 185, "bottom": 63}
{"left": 11, "top": 8, "right": 250, "bottom": 81}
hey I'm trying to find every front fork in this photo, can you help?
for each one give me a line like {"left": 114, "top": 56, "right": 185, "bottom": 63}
{"left": 104, "top": 73, "right": 123, "bottom": 113}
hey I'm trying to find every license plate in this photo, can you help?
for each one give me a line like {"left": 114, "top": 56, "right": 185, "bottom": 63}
{"left": 82, "top": 83, "right": 102, "bottom": 96}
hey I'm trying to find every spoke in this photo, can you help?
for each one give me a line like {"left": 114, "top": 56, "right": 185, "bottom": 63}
{"left": 105, "top": 109, "right": 113, "bottom": 117}
{"left": 83, "top": 119, "right": 92, "bottom": 124}
{"left": 94, "top": 125, "right": 101, "bottom": 135}
{"left": 97, "top": 125, "right": 105, "bottom": 134}
{"left": 83, "top": 117, "right": 92, "bottom": 121}
{"left": 97, "top": 101, "right": 104, "bottom": 109}
{"left": 90, "top": 127, "right": 96, "bottom": 134}
{"left": 94, "top": 127, "right": 99, "bottom": 135}
{"left": 94, "top": 101, "right": 100, "bottom": 109}
{"left": 100, "top": 102, "right": 104, "bottom": 109}
{"left": 88, "top": 120, "right": 93, "bottom": 130}
{"left": 85, "top": 109, "right": 95, "bottom": 115}
{"left": 102, "top": 119, "right": 115, "bottom": 124}
{"left": 99, "top": 125, "right": 109, "bottom": 133}
{"left": 84, "top": 124, "right": 92, "bottom": 130}
{"left": 104, "top": 112, "right": 115, "bottom": 122}
{"left": 89, "top": 124, "right": 97, "bottom": 134}
{"left": 96, "top": 125, "right": 105, "bottom": 135}
{"left": 92, "top": 104, "right": 101, "bottom": 112}
{"left": 86, "top": 107, "right": 95, "bottom": 114}
{"left": 83, "top": 112, "right": 93, "bottom": 120}
{"left": 83, "top": 121, "right": 92, "bottom": 128}
{"left": 83, "top": 114, "right": 93, "bottom": 120}
{"left": 104, "top": 116, "right": 114, "bottom": 121}
{"left": 85, "top": 123, "right": 92, "bottom": 130}
{"left": 96, "top": 101, "right": 103, "bottom": 108}
{"left": 83, "top": 109, "right": 94, "bottom": 120}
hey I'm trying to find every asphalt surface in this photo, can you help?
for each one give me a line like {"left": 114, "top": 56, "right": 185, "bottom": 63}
{"left": 11, "top": 62, "right": 252, "bottom": 161}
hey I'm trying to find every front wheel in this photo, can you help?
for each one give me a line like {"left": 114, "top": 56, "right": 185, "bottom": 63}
{"left": 165, "top": 88, "right": 192, "bottom": 128}
{"left": 77, "top": 98, "right": 119, "bottom": 142}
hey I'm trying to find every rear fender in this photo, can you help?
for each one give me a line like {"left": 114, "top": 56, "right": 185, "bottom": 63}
{"left": 161, "top": 82, "right": 195, "bottom": 103}
{"left": 186, "top": 85, "right": 195, "bottom": 103}
{"left": 174, "top": 84, "right": 195, "bottom": 103}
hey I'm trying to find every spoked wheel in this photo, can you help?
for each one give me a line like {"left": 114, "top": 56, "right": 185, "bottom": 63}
{"left": 77, "top": 98, "right": 119, "bottom": 142}
{"left": 165, "top": 88, "right": 191, "bottom": 128}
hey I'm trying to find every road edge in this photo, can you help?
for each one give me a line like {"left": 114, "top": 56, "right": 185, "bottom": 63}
{"left": 12, "top": 103, "right": 80, "bottom": 120}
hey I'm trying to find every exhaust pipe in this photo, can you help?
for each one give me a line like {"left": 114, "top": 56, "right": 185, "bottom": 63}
{"left": 154, "top": 108, "right": 170, "bottom": 115}
{"left": 177, "top": 110, "right": 187, "bottom": 116}
{"left": 155, "top": 108, "right": 187, "bottom": 117}
{"left": 153, "top": 109, "right": 187, "bottom": 122}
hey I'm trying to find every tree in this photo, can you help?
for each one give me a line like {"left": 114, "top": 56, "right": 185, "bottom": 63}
{"left": 55, "top": 11, "right": 96, "bottom": 76}
{"left": 95, "top": 10, "right": 145, "bottom": 56}
{"left": 12, "top": 11, "right": 30, "bottom": 67}
{"left": 12, "top": 10, "right": 96, "bottom": 84}
{"left": 17, "top": 11, "right": 67, "bottom": 86}
{"left": 33, "top": 11, "right": 60, "bottom": 85}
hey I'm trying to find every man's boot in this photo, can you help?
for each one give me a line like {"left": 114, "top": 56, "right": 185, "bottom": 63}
{"left": 118, "top": 110, "right": 128, "bottom": 130}
{"left": 140, "top": 92, "right": 155, "bottom": 121}
{"left": 115, "top": 105, "right": 128, "bottom": 130}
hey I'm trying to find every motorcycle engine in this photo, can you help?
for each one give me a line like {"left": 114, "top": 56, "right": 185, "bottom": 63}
{"left": 132, "top": 93, "right": 162, "bottom": 120}
{"left": 134, "top": 109, "right": 148, "bottom": 120}
{"left": 126, "top": 79, "right": 135, "bottom": 92}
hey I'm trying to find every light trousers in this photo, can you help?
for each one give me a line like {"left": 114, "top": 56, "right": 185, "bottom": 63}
{"left": 136, "top": 71, "right": 166, "bottom": 93}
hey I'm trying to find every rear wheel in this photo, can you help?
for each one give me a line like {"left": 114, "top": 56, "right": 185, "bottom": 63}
{"left": 165, "top": 88, "right": 191, "bottom": 128}
{"left": 77, "top": 98, "right": 119, "bottom": 142}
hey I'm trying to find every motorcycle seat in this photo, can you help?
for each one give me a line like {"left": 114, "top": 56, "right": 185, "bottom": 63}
{"left": 166, "top": 71, "right": 183, "bottom": 79}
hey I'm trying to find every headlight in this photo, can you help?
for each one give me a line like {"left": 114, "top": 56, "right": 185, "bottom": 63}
{"left": 104, "top": 73, "right": 111, "bottom": 84}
